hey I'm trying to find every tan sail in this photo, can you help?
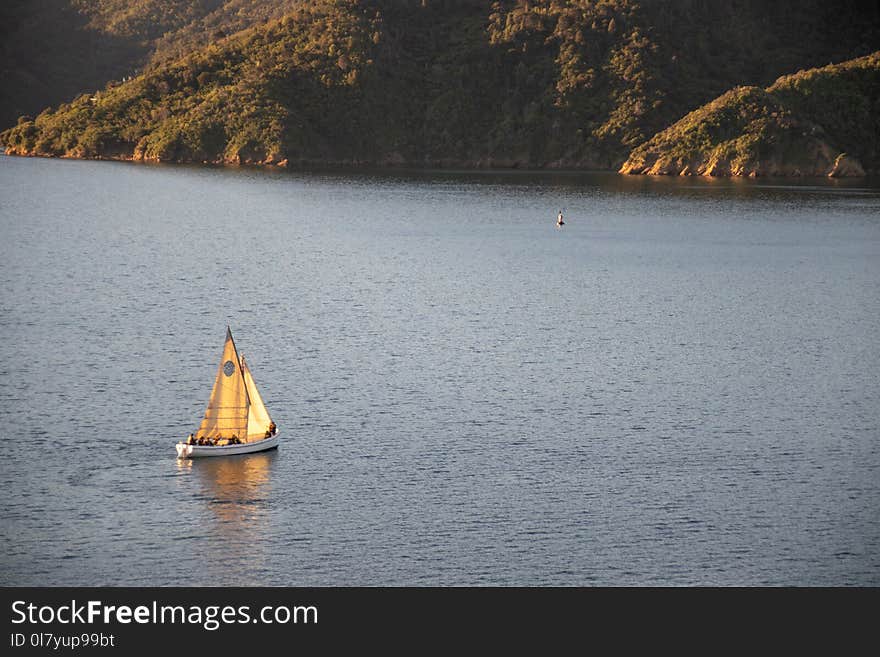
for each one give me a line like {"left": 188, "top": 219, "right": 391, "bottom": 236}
{"left": 196, "top": 327, "right": 249, "bottom": 440}
{"left": 241, "top": 354, "right": 273, "bottom": 442}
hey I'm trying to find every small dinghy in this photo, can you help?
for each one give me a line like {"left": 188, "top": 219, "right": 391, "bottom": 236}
{"left": 176, "top": 327, "right": 279, "bottom": 458}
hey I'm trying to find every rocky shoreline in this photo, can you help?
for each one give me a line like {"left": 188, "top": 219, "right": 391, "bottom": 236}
{"left": 3, "top": 145, "right": 874, "bottom": 178}
{"left": 619, "top": 147, "right": 866, "bottom": 178}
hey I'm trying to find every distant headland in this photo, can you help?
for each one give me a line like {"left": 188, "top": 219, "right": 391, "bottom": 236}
{"left": 619, "top": 53, "right": 879, "bottom": 178}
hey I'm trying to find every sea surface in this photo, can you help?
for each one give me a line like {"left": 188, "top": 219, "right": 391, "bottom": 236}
{"left": 1, "top": 156, "right": 878, "bottom": 585}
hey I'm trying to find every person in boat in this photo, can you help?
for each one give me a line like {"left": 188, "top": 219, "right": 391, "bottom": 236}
{"left": 556, "top": 210, "right": 565, "bottom": 227}
{"left": 186, "top": 433, "right": 195, "bottom": 445}
{"left": 269, "top": 421, "right": 277, "bottom": 436}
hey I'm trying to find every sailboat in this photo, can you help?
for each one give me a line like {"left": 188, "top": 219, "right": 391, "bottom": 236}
{"left": 175, "top": 327, "right": 279, "bottom": 458}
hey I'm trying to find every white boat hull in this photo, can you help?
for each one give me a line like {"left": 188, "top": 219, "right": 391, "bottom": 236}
{"left": 176, "top": 432, "right": 280, "bottom": 458}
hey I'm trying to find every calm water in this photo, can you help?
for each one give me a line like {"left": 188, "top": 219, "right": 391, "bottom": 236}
{"left": 0, "top": 156, "right": 878, "bottom": 585}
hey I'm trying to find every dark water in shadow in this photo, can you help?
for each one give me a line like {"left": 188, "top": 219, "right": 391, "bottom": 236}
{"left": 1, "top": 157, "right": 878, "bottom": 585}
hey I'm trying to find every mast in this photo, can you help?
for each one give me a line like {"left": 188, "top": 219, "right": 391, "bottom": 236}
{"left": 228, "top": 326, "right": 252, "bottom": 410}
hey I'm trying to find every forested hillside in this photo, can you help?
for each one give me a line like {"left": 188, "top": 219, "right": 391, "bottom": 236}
{"left": 2, "top": 1, "right": 878, "bottom": 170}
{"left": 0, "top": 0, "right": 298, "bottom": 130}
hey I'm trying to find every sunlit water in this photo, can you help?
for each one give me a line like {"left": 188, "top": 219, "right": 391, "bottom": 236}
{"left": 1, "top": 156, "right": 878, "bottom": 585}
